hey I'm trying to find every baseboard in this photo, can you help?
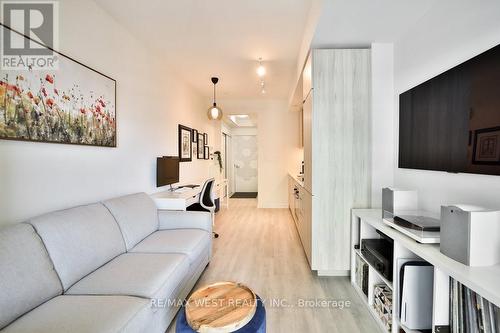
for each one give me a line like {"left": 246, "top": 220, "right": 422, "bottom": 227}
{"left": 317, "top": 270, "right": 350, "bottom": 277}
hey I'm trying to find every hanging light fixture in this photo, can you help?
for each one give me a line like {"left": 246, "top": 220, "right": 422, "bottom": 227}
{"left": 257, "top": 57, "right": 266, "bottom": 77}
{"left": 207, "top": 77, "right": 223, "bottom": 120}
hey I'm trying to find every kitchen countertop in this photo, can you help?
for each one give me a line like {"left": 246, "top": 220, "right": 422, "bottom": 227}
{"left": 288, "top": 173, "right": 305, "bottom": 188}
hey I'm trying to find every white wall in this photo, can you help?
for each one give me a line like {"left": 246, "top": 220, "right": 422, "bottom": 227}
{"left": 371, "top": 43, "right": 395, "bottom": 207}
{"left": 219, "top": 99, "right": 301, "bottom": 208}
{"left": 393, "top": 0, "right": 500, "bottom": 213}
{"left": 0, "top": 0, "right": 218, "bottom": 225}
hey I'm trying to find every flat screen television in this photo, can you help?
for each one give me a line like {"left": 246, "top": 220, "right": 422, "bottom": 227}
{"left": 156, "top": 156, "right": 179, "bottom": 187}
{"left": 399, "top": 44, "right": 500, "bottom": 175}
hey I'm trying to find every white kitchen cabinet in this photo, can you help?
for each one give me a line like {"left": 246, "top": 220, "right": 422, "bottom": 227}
{"left": 293, "top": 49, "right": 371, "bottom": 275}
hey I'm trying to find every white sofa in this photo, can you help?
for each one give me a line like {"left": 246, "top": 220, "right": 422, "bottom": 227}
{"left": 0, "top": 193, "right": 212, "bottom": 333}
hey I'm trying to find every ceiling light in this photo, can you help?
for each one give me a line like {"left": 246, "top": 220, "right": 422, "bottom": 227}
{"left": 257, "top": 57, "right": 266, "bottom": 77}
{"left": 260, "top": 81, "right": 266, "bottom": 94}
{"left": 207, "top": 77, "right": 222, "bottom": 121}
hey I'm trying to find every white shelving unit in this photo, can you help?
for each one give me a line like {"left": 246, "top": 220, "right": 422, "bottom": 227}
{"left": 351, "top": 209, "right": 500, "bottom": 333}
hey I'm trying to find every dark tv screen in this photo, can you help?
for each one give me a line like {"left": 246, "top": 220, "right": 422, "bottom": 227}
{"left": 156, "top": 156, "right": 179, "bottom": 187}
{"left": 399, "top": 44, "right": 500, "bottom": 175}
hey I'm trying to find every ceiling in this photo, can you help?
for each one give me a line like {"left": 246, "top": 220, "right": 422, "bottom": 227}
{"left": 312, "top": 0, "right": 437, "bottom": 48}
{"left": 94, "top": 0, "right": 312, "bottom": 99}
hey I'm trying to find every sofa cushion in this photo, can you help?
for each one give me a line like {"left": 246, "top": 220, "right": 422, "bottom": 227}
{"left": 1, "top": 295, "right": 153, "bottom": 333}
{"left": 103, "top": 193, "right": 159, "bottom": 250}
{"left": 131, "top": 229, "right": 211, "bottom": 263}
{"left": 66, "top": 253, "right": 189, "bottom": 301}
{"left": 0, "top": 224, "right": 63, "bottom": 330}
{"left": 29, "top": 203, "right": 126, "bottom": 291}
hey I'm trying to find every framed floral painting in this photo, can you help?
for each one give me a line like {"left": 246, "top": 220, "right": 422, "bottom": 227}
{"left": 0, "top": 24, "right": 116, "bottom": 147}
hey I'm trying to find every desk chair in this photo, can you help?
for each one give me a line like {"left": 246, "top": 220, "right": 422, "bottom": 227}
{"left": 187, "top": 178, "right": 219, "bottom": 238}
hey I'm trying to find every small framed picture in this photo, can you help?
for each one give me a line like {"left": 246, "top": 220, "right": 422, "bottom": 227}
{"left": 472, "top": 126, "right": 500, "bottom": 165}
{"left": 178, "top": 125, "right": 192, "bottom": 162}
{"left": 192, "top": 129, "right": 198, "bottom": 142}
{"left": 192, "top": 141, "right": 198, "bottom": 156}
{"left": 197, "top": 133, "right": 204, "bottom": 159}
{"left": 203, "top": 133, "right": 208, "bottom": 145}
{"left": 204, "top": 146, "right": 210, "bottom": 160}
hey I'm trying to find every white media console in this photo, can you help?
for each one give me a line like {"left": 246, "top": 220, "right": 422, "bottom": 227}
{"left": 351, "top": 209, "right": 500, "bottom": 333}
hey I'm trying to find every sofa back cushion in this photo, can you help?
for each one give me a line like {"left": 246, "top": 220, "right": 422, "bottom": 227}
{"left": 102, "top": 193, "right": 159, "bottom": 250}
{"left": 0, "top": 223, "right": 63, "bottom": 329}
{"left": 29, "top": 203, "right": 126, "bottom": 291}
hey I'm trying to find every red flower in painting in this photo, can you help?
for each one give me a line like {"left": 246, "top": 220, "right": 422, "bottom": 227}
{"left": 99, "top": 99, "right": 106, "bottom": 108}
{"left": 45, "top": 74, "right": 54, "bottom": 84}
{"left": 54, "top": 88, "right": 59, "bottom": 95}
{"left": 95, "top": 105, "right": 102, "bottom": 114}
{"left": 80, "top": 108, "right": 86, "bottom": 115}
{"left": 46, "top": 98, "right": 55, "bottom": 108}
{"left": 42, "top": 87, "right": 48, "bottom": 97}
{"left": 6, "top": 84, "right": 19, "bottom": 93}
{"left": 27, "top": 91, "right": 34, "bottom": 99}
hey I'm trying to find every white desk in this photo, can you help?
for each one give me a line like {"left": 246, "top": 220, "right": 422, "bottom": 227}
{"left": 151, "top": 187, "right": 201, "bottom": 211}
{"left": 151, "top": 179, "right": 229, "bottom": 211}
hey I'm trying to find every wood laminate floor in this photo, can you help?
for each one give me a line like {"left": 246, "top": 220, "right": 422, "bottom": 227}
{"left": 167, "top": 199, "right": 381, "bottom": 333}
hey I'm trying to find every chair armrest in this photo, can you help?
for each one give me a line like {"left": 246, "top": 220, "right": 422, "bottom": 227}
{"left": 158, "top": 210, "right": 212, "bottom": 233}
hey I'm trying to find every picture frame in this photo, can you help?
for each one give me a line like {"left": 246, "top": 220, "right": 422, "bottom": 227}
{"left": 0, "top": 23, "right": 117, "bottom": 147}
{"left": 192, "top": 129, "right": 198, "bottom": 142}
{"left": 192, "top": 140, "right": 198, "bottom": 156}
{"left": 204, "top": 146, "right": 210, "bottom": 160}
{"left": 197, "top": 133, "right": 204, "bottom": 159}
{"left": 203, "top": 133, "right": 208, "bottom": 145}
{"left": 472, "top": 126, "right": 500, "bottom": 165}
{"left": 178, "top": 124, "right": 192, "bottom": 162}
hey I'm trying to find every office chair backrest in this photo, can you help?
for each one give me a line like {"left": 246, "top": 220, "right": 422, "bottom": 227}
{"left": 200, "top": 178, "right": 215, "bottom": 212}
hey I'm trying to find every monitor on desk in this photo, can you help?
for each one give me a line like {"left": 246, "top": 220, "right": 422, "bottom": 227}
{"left": 156, "top": 156, "right": 179, "bottom": 188}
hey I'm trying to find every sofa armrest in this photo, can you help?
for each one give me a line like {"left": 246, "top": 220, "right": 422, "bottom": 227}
{"left": 158, "top": 210, "right": 212, "bottom": 233}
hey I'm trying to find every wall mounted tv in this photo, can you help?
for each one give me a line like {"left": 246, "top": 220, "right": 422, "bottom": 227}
{"left": 399, "top": 44, "right": 500, "bottom": 176}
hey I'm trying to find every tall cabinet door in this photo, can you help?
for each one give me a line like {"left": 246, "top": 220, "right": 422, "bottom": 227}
{"left": 302, "top": 54, "right": 313, "bottom": 194}
{"left": 311, "top": 49, "right": 371, "bottom": 272}
{"left": 301, "top": 187, "right": 312, "bottom": 266}
{"left": 302, "top": 95, "right": 313, "bottom": 194}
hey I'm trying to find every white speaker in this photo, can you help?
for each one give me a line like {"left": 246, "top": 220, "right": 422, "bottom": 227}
{"left": 382, "top": 188, "right": 418, "bottom": 219}
{"left": 441, "top": 205, "right": 500, "bottom": 266}
{"left": 400, "top": 262, "right": 434, "bottom": 330}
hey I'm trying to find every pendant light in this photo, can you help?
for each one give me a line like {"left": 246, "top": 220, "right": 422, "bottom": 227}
{"left": 257, "top": 58, "right": 266, "bottom": 77}
{"left": 207, "top": 77, "right": 223, "bottom": 120}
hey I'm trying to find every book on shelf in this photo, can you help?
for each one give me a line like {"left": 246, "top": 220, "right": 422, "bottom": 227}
{"left": 355, "top": 253, "right": 369, "bottom": 297}
{"left": 450, "top": 277, "right": 500, "bottom": 333}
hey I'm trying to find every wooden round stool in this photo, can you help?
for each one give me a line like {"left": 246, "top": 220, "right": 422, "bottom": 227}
{"left": 176, "top": 282, "right": 266, "bottom": 333}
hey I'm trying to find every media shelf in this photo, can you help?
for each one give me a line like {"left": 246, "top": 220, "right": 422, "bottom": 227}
{"left": 351, "top": 209, "right": 500, "bottom": 333}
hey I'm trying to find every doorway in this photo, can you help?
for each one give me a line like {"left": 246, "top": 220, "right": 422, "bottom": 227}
{"left": 231, "top": 134, "right": 258, "bottom": 198}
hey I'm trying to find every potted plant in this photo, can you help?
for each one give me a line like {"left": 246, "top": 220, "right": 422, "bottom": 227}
{"left": 213, "top": 151, "right": 223, "bottom": 174}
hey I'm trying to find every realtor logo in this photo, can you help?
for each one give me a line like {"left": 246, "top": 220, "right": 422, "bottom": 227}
{"left": 1, "top": 1, "right": 59, "bottom": 70}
